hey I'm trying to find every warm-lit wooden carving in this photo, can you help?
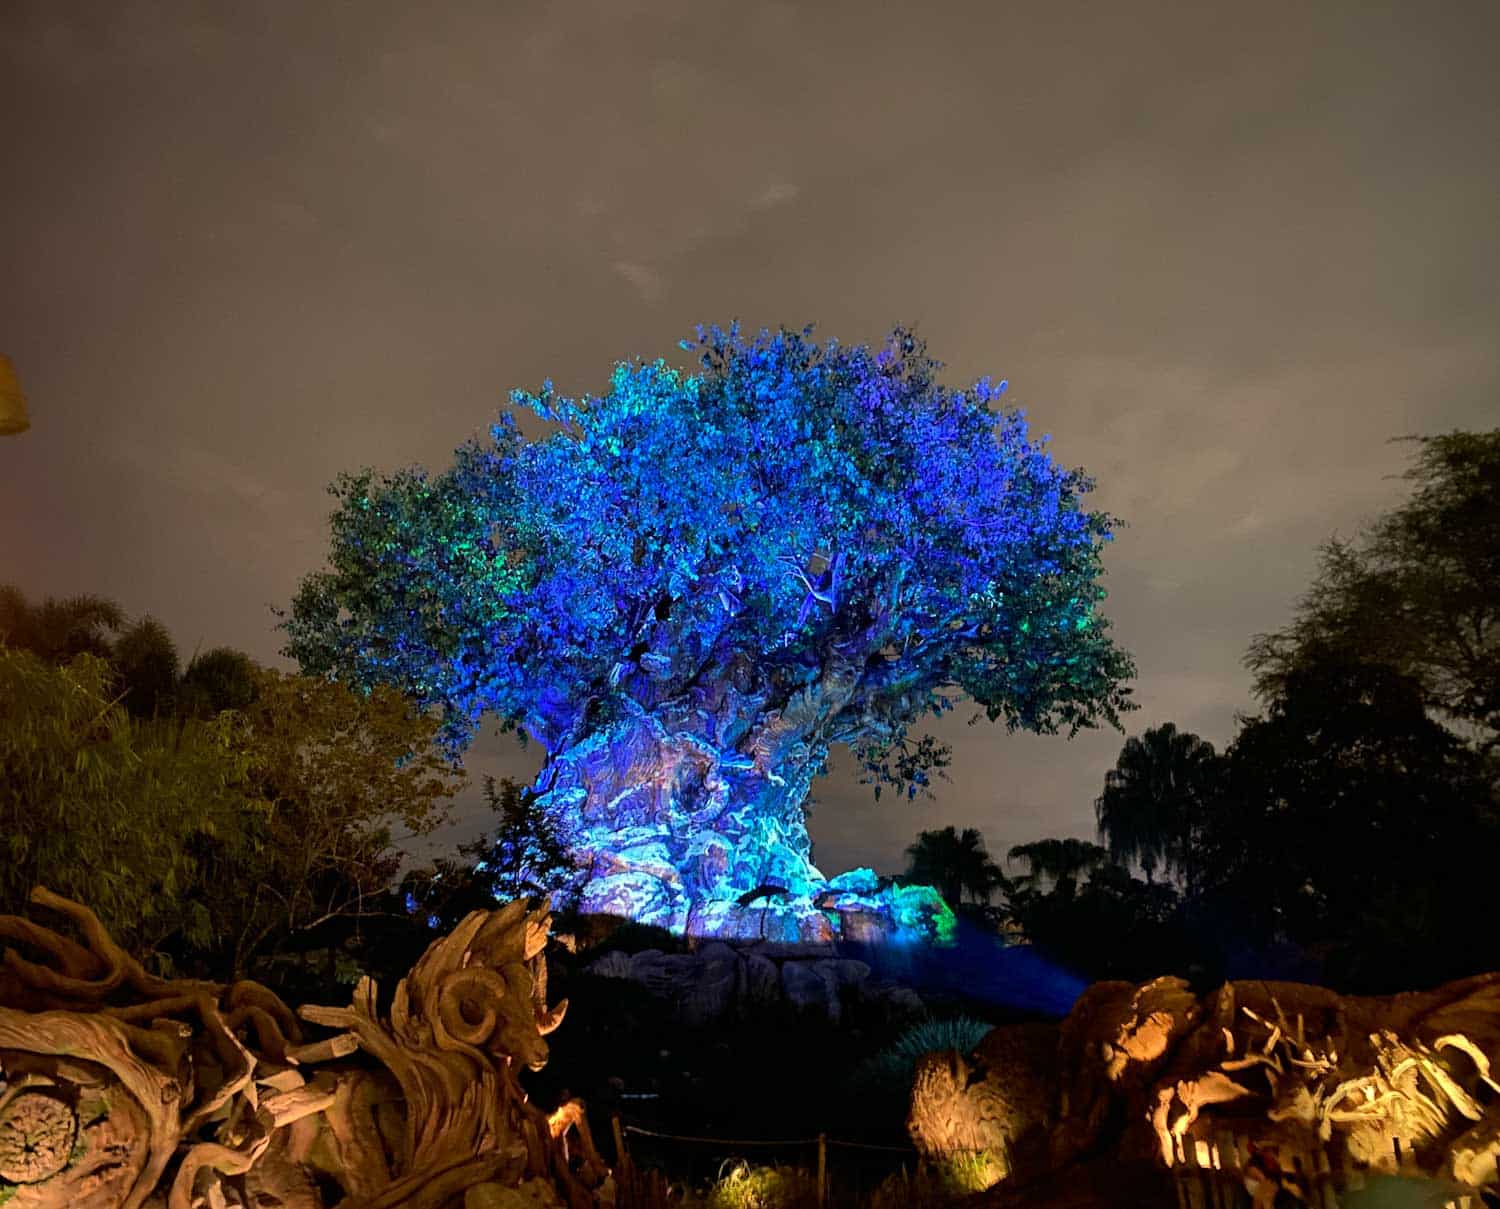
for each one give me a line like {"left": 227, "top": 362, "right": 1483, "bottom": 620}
{"left": 909, "top": 973, "right": 1500, "bottom": 1200}
{"left": 0, "top": 887, "right": 610, "bottom": 1208}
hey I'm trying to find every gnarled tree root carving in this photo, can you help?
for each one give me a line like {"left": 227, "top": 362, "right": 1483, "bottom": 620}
{"left": 0, "top": 886, "right": 609, "bottom": 1208}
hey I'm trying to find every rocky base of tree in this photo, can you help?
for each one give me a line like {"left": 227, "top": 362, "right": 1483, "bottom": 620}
{"left": 584, "top": 938, "right": 928, "bottom": 1027}
{"left": 908, "top": 972, "right": 1500, "bottom": 1199}
{"left": 0, "top": 887, "right": 609, "bottom": 1209}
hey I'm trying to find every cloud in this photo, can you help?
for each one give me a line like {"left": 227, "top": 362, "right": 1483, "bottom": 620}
{"left": 749, "top": 181, "right": 800, "bottom": 210}
{"left": 612, "top": 260, "right": 667, "bottom": 305}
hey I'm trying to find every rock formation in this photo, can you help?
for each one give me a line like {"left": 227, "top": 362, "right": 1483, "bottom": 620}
{"left": 0, "top": 887, "right": 610, "bottom": 1209}
{"left": 908, "top": 973, "right": 1500, "bottom": 1200}
{"left": 584, "top": 937, "right": 923, "bottom": 1027}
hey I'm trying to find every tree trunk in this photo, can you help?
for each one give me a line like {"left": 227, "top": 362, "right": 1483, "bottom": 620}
{"left": 532, "top": 662, "right": 953, "bottom": 943}
{"left": 536, "top": 705, "right": 834, "bottom": 941}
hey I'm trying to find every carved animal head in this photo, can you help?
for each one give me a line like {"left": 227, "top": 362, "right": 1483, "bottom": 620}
{"left": 392, "top": 899, "right": 567, "bottom": 1073}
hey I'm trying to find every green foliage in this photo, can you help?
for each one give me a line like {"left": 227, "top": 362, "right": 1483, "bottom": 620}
{"left": 1248, "top": 430, "right": 1500, "bottom": 757}
{"left": 1, "top": 607, "right": 465, "bottom": 985}
{"left": 685, "top": 1162, "right": 821, "bottom": 1209}
{"left": 0, "top": 646, "right": 255, "bottom": 956}
{"left": 198, "top": 665, "right": 465, "bottom": 978}
{"left": 0, "top": 585, "right": 124, "bottom": 662}
{"left": 111, "top": 616, "right": 181, "bottom": 718}
{"left": 866, "top": 1161, "right": 989, "bottom": 1208}
{"left": 180, "top": 646, "right": 260, "bottom": 716}
{"left": 882, "top": 1015, "right": 993, "bottom": 1069}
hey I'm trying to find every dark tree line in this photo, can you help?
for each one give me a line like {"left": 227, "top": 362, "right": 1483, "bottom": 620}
{"left": 906, "top": 430, "right": 1500, "bottom": 992}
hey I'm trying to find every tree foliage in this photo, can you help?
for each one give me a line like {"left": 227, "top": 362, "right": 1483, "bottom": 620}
{"left": 466, "top": 776, "right": 581, "bottom": 904}
{"left": 1094, "top": 722, "right": 1221, "bottom": 886}
{"left": 903, "top": 826, "right": 1004, "bottom": 908}
{"left": 1203, "top": 652, "right": 1499, "bottom": 988}
{"left": 1005, "top": 861, "right": 1185, "bottom": 982}
{"left": 1006, "top": 837, "right": 1109, "bottom": 888}
{"left": 285, "top": 324, "right": 1135, "bottom": 799}
{"left": 201, "top": 666, "right": 465, "bottom": 977}
{"left": 0, "top": 583, "right": 185, "bottom": 717}
{"left": 0, "top": 584, "right": 125, "bottom": 662}
{"left": 1248, "top": 430, "right": 1500, "bottom": 756}
{"left": 2, "top": 599, "right": 467, "bottom": 982}
{"left": 112, "top": 616, "right": 181, "bottom": 718}
{"left": 395, "top": 777, "right": 580, "bottom": 943}
{"left": 180, "top": 646, "right": 260, "bottom": 717}
{"left": 0, "top": 647, "right": 253, "bottom": 957}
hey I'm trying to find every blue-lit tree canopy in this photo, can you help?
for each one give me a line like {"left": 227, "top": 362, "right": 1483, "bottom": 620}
{"left": 285, "top": 325, "right": 1135, "bottom": 942}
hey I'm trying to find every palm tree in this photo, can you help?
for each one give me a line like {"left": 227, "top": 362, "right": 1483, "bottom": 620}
{"left": 1006, "top": 837, "right": 1109, "bottom": 891}
{"left": 904, "top": 826, "right": 1004, "bottom": 909}
{"left": 1094, "top": 722, "right": 1220, "bottom": 887}
{"left": 0, "top": 584, "right": 125, "bottom": 662}
{"left": 112, "top": 617, "right": 181, "bottom": 718}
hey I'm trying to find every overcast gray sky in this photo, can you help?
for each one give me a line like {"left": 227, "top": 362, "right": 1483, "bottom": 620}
{"left": 3, "top": 0, "right": 1496, "bottom": 878}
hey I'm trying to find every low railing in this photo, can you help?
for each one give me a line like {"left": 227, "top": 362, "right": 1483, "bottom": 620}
{"left": 1168, "top": 1127, "right": 1484, "bottom": 1209}
{"left": 608, "top": 1116, "right": 984, "bottom": 1208}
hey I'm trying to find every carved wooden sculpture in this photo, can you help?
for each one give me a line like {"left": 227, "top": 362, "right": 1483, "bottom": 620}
{"left": 909, "top": 973, "right": 1500, "bottom": 1200}
{"left": 0, "top": 888, "right": 610, "bottom": 1209}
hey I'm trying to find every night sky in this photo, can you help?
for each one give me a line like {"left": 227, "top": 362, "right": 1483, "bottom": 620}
{"left": 3, "top": 1, "right": 1497, "bottom": 878}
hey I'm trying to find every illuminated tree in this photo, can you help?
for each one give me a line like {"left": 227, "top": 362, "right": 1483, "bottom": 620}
{"left": 285, "top": 325, "right": 1134, "bottom": 941}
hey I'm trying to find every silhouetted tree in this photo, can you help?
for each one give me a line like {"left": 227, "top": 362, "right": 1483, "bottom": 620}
{"left": 1007, "top": 837, "right": 1109, "bottom": 890}
{"left": 1094, "top": 722, "right": 1220, "bottom": 886}
{"left": 466, "top": 776, "right": 581, "bottom": 904}
{"left": 395, "top": 777, "right": 581, "bottom": 945}
{"left": 180, "top": 646, "right": 260, "bottom": 716}
{"left": 0, "top": 584, "right": 125, "bottom": 663}
{"left": 112, "top": 616, "right": 181, "bottom": 718}
{"left": 1248, "top": 430, "right": 1500, "bottom": 758}
{"left": 904, "top": 826, "right": 1004, "bottom": 909}
{"left": 1203, "top": 652, "right": 1499, "bottom": 990}
{"left": 1005, "top": 860, "right": 1183, "bottom": 981}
